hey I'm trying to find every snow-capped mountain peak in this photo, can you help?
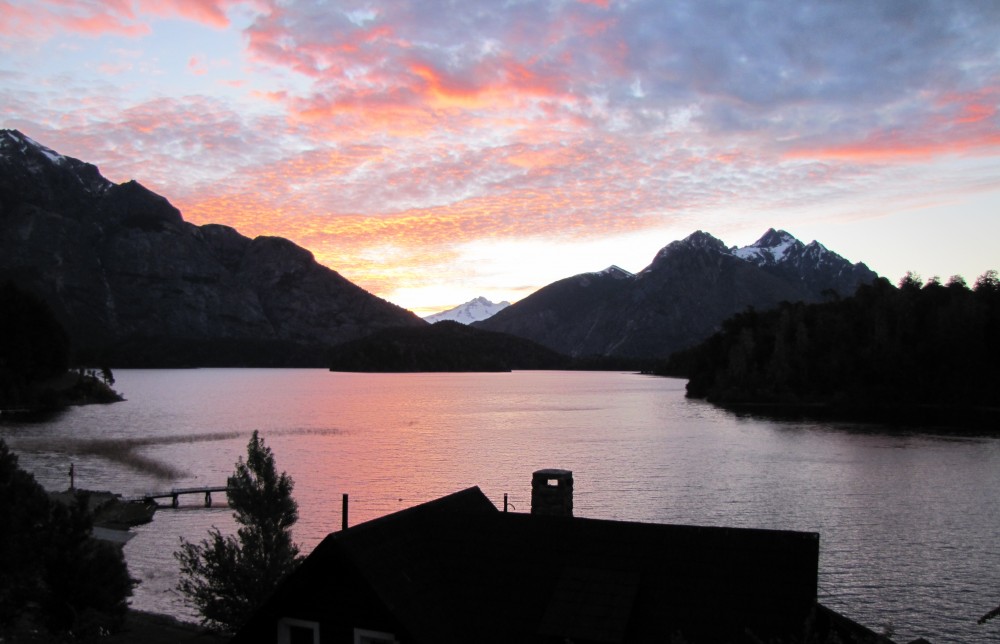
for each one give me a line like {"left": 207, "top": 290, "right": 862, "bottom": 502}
{"left": 732, "top": 228, "right": 803, "bottom": 265}
{"left": 423, "top": 296, "right": 511, "bottom": 324}
{"left": 1, "top": 129, "right": 67, "bottom": 165}
{"left": 0, "top": 129, "right": 113, "bottom": 197}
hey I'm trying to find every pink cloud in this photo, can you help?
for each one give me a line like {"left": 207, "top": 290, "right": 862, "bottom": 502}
{"left": 0, "top": 0, "right": 239, "bottom": 41}
{"left": 136, "top": 0, "right": 233, "bottom": 29}
{"left": 188, "top": 56, "right": 207, "bottom": 75}
{"left": 786, "top": 93, "right": 1000, "bottom": 163}
{"left": 0, "top": 1, "right": 148, "bottom": 39}
{"left": 98, "top": 61, "right": 134, "bottom": 75}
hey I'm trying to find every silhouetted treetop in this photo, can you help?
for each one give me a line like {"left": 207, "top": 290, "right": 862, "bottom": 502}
{"left": 664, "top": 272, "right": 1000, "bottom": 426}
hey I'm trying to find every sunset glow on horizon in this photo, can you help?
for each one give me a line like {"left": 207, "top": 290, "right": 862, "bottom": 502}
{"left": 3, "top": 1, "right": 999, "bottom": 315}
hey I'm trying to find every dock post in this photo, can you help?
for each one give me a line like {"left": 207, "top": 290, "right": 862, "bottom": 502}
{"left": 504, "top": 493, "right": 508, "bottom": 512}
{"left": 342, "top": 493, "right": 349, "bottom": 531}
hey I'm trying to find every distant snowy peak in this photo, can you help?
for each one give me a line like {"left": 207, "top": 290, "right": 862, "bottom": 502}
{"left": 423, "top": 296, "right": 511, "bottom": 324}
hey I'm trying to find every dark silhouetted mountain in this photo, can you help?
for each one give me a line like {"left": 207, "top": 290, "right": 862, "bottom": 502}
{"left": 472, "top": 265, "right": 636, "bottom": 357}
{"left": 328, "top": 321, "right": 570, "bottom": 372}
{"left": 0, "top": 130, "right": 425, "bottom": 366}
{"left": 476, "top": 231, "right": 876, "bottom": 359}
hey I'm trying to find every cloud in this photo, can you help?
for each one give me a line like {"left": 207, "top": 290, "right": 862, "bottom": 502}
{"left": 136, "top": 0, "right": 234, "bottom": 29}
{"left": 4, "top": 0, "right": 1000, "bottom": 308}
{"left": 0, "top": 0, "right": 240, "bottom": 42}
{"left": 188, "top": 56, "right": 207, "bottom": 75}
{"left": 0, "top": 0, "right": 149, "bottom": 39}
{"left": 785, "top": 86, "right": 1000, "bottom": 162}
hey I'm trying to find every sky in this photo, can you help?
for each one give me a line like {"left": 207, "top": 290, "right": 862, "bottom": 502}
{"left": 2, "top": 0, "right": 999, "bottom": 315}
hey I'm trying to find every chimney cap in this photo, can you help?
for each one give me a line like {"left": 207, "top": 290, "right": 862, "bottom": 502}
{"left": 533, "top": 468, "right": 572, "bottom": 477}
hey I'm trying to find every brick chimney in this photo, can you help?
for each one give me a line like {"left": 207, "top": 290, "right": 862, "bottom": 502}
{"left": 531, "top": 469, "right": 573, "bottom": 517}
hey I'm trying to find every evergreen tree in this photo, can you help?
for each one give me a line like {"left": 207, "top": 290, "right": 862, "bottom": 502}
{"left": 0, "top": 440, "right": 134, "bottom": 642}
{"left": 175, "top": 431, "right": 301, "bottom": 632}
{"left": 671, "top": 271, "right": 1000, "bottom": 417}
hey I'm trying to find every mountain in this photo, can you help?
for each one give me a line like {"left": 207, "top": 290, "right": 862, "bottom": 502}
{"left": 0, "top": 129, "right": 425, "bottom": 366}
{"left": 472, "top": 265, "right": 636, "bottom": 357}
{"left": 328, "top": 320, "right": 570, "bottom": 372}
{"left": 732, "top": 228, "right": 877, "bottom": 298}
{"left": 423, "top": 296, "right": 511, "bottom": 324}
{"left": 475, "top": 231, "right": 876, "bottom": 360}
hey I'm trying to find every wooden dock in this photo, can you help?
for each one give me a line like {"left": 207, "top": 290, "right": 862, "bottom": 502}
{"left": 144, "top": 486, "right": 230, "bottom": 508}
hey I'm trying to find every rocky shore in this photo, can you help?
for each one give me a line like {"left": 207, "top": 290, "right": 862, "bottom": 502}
{"left": 49, "top": 488, "right": 157, "bottom": 530}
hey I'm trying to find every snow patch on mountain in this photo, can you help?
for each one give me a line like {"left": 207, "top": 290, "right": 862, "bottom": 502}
{"left": 1, "top": 129, "right": 113, "bottom": 196}
{"left": 423, "top": 296, "right": 511, "bottom": 324}
{"left": 732, "top": 228, "right": 802, "bottom": 265}
{"left": 592, "top": 265, "right": 635, "bottom": 279}
{"left": 2, "top": 129, "right": 67, "bottom": 165}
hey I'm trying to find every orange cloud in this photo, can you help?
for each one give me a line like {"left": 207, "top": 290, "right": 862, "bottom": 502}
{"left": 176, "top": 183, "right": 660, "bottom": 299}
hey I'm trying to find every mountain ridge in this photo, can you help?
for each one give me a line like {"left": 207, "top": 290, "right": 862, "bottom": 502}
{"left": 0, "top": 129, "right": 425, "bottom": 367}
{"left": 2, "top": 131, "right": 879, "bottom": 366}
{"left": 476, "top": 229, "right": 877, "bottom": 359}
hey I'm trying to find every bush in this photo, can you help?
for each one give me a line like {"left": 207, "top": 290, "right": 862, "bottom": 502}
{"left": 0, "top": 439, "right": 134, "bottom": 642}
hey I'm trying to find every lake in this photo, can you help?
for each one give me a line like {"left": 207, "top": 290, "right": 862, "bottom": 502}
{"left": 2, "top": 369, "right": 999, "bottom": 642}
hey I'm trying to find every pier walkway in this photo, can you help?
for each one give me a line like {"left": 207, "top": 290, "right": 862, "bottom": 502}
{"left": 143, "top": 486, "right": 230, "bottom": 508}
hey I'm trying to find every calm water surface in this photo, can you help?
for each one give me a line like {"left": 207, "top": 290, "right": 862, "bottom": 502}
{"left": 3, "top": 369, "right": 999, "bottom": 643}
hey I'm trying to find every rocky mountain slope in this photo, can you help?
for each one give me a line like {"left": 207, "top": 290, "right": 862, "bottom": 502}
{"left": 476, "top": 231, "right": 877, "bottom": 360}
{"left": 423, "top": 296, "right": 510, "bottom": 324}
{"left": 0, "top": 130, "right": 424, "bottom": 366}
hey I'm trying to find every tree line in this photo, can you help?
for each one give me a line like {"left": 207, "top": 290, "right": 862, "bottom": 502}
{"left": 0, "top": 282, "right": 120, "bottom": 411}
{"left": 659, "top": 271, "right": 1000, "bottom": 423}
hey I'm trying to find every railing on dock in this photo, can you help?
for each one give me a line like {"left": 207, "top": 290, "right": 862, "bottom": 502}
{"left": 143, "top": 486, "right": 230, "bottom": 508}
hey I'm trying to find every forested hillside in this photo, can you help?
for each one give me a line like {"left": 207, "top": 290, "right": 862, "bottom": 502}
{"left": 328, "top": 321, "right": 571, "bottom": 372}
{"left": 663, "top": 272, "right": 1000, "bottom": 425}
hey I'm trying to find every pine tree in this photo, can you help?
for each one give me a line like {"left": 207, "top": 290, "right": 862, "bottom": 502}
{"left": 175, "top": 431, "right": 301, "bottom": 632}
{"left": 0, "top": 440, "right": 134, "bottom": 642}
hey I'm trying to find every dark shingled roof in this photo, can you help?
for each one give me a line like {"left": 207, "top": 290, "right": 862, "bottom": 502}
{"left": 234, "top": 486, "right": 853, "bottom": 643}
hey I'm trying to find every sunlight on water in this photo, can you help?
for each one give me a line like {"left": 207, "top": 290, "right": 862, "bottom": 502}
{"left": 3, "top": 369, "right": 999, "bottom": 642}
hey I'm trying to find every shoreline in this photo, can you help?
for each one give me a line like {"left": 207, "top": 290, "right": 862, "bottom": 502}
{"left": 713, "top": 399, "right": 1000, "bottom": 432}
{"left": 104, "top": 610, "right": 228, "bottom": 644}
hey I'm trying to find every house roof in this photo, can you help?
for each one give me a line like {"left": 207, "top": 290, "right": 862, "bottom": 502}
{"left": 236, "top": 487, "right": 831, "bottom": 643}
